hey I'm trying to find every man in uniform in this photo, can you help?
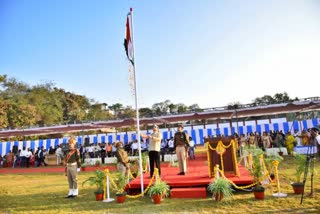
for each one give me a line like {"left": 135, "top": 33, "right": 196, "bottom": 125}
{"left": 174, "top": 124, "right": 189, "bottom": 175}
{"left": 115, "top": 141, "right": 130, "bottom": 176}
{"left": 65, "top": 137, "right": 81, "bottom": 198}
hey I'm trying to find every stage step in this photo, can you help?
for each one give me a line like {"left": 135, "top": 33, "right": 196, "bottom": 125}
{"left": 170, "top": 187, "right": 207, "bottom": 198}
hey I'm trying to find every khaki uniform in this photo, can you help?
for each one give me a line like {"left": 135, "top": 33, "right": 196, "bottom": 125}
{"left": 115, "top": 147, "right": 129, "bottom": 176}
{"left": 174, "top": 132, "right": 189, "bottom": 174}
{"left": 65, "top": 149, "right": 81, "bottom": 197}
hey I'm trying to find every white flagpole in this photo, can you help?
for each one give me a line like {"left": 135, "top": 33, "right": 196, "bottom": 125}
{"left": 129, "top": 7, "right": 144, "bottom": 193}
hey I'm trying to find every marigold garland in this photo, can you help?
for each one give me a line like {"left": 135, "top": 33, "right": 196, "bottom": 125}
{"left": 103, "top": 168, "right": 159, "bottom": 199}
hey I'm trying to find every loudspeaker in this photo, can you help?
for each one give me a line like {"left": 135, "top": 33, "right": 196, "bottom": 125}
{"left": 12, "top": 145, "right": 18, "bottom": 154}
{"left": 84, "top": 137, "right": 90, "bottom": 147}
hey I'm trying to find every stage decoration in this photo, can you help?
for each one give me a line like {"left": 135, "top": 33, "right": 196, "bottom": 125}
{"left": 212, "top": 153, "right": 281, "bottom": 192}
{"left": 103, "top": 168, "right": 159, "bottom": 199}
{"left": 206, "top": 137, "right": 239, "bottom": 177}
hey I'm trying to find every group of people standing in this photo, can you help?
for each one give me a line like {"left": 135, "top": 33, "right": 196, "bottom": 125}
{"left": 237, "top": 128, "right": 320, "bottom": 156}
{"left": 114, "top": 124, "right": 192, "bottom": 178}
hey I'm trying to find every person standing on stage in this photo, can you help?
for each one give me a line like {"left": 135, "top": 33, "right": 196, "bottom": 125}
{"left": 188, "top": 137, "right": 196, "bottom": 160}
{"left": 141, "top": 124, "right": 162, "bottom": 178}
{"left": 65, "top": 137, "right": 81, "bottom": 198}
{"left": 174, "top": 124, "right": 190, "bottom": 175}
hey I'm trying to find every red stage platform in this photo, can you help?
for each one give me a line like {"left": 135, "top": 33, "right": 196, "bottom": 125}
{"left": 127, "top": 155, "right": 253, "bottom": 195}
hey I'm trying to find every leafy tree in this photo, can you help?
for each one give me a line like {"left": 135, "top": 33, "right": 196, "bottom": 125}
{"left": 118, "top": 106, "right": 136, "bottom": 119}
{"left": 109, "top": 103, "right": 123, "bottom": 118}
{"left": 176, "top": 103, "right": 187, "bottom": 114}
{"left": 139, "top": 107, "right": 153, "bottom": 118}
{"left": 152, "top": 99, "right": 172, "bottom": 116}
{"left": 188, "top": 104, "right": 201, "bottom": 112}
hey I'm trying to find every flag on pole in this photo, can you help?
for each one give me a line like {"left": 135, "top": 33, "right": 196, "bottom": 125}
{"left": 124, "top": 10, "right": 134, "bottom": 65}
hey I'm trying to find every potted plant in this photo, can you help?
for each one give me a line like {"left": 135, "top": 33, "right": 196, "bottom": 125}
{"left": 95, "top": 160, "right": 101, "bottom": 167}
{"left": 82, "top": 170, "right": 105, "bottom": 201}
{"left": 248, "top": 149, "right": 266, "bottom": 200}
{"left": 148, "top": 180, "right": 170, "bottom": 204}
{"left": 291, "top": 152, "right": 306, "bottom": 194}
{"left": 207, "top": 177, "right": 233, "bottom": 201}
{"left": 114, "top": 173, "right": 128, "bottom": 203}
{"left": 81, "top": 163, "right": 87, "bottom": 172}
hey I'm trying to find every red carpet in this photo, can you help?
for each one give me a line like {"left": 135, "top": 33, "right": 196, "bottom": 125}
{"left": 0, "top": 165, "right": 116, "bottom": 174}
{"left": 127, "top": 155, "right": 253, "bottom": 195}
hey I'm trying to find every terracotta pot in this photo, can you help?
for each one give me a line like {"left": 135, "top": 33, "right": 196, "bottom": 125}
{"left": 253, "top": 187, "right": 265, "bottom": 200}
{"left": 152, "top": 194, "right": 162, "bottom": 204}
{"left": 95, "top": 192, "right": 104, "bottom": 201}
{"left": 214, "top": 192, "right": 224, "bottom": 201}
{"left": 291, "top": 183, "right": 304, "bottom": 194}
{"left": 116, "top": 193, "right": 127, "bottom": 203}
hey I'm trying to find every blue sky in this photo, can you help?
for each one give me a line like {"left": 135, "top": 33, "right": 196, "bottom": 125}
{"left": 1, "top": 0, "right": 319, "bottom": 108}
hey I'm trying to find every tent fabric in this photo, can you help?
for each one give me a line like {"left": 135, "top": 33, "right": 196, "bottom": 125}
{"left": 231, "top": 127, "right": 235, "bottom": 135}
{"left": 123, "top": 134, "right": 128, "bottom": 143}
{"left": 283, "top": 122, "right": 289, "bottom": 133}
{"left": 238, "top": 126, "right": 244, "bottom": 135}
{"left": 256, "top": 124, "right": 261, "bottom": 134}
{"left": 39, "top": 140, "right": 43, "bottom": 148}
{"left": 199, "top": 129, "right": 204, "bottom": 144}
{"left": 264, "top": 124, "right": 270, "bottom": 132}
{"left": 6, "top": 142, "right": 10, "bottom": 154}
{"left": 46, "top": 139, "right": 51, "bottom": 150}
{"left": 163, "top": 131, "right": 168, "bottom": 141}
{"left": 223, "top": 127, "right": 228, "bottom": 136}
{"left": 215, "top": 128, "right": 220, "bottom": 136}
{"left": 1, "top": 118, "right": 319, "bottom": 156}
{"left": 293, "top": 121, "right": 299, "bottom": 131}
{"left": 77, "top": 137, "right": 82, "bottom": 144}
{"left": 247, "top": 125, "right": 253, "bottom": 133}
{"left": 108, "top": 135, "right": 113, "bottom": 143}
{"left": 191, "top": 129, "right": 197, "bottom": 144}
{"left": 302, "top": 120, "right": 308, "bottom": 130}
{"left": 31, "top": 141, "right": 35, "bottom": 150}
{"left": 312, "top": 118, "right": 318, "bottom": 127}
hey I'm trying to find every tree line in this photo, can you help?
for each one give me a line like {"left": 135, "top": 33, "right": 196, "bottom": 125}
{"left": 0, "top": 74, "right": 298, "bottom": 130}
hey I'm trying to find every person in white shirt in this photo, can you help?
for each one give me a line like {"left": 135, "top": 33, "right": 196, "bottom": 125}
{"left": 188, "top": 137, "right": 196, "bottom": 160}
{"left": 25, "top": 148, "right": 32, "bottom": 168}
{"left": 168, "top": 137, "right": 174, "bottom": 154}
{"left": 141, "top": 124, "right": 162, "bottom": 178}
{"left": 131, "top": 140, "right": 139, "bottom": 156}
{"left": 20, "top": 147, "right": 27, "bottom": 167}
{"left": 310, "top": 127, "right": 320, "bottom": 157}
{"left": 55, "top": 146, "right": 63, "bottom": 165}
{"left": 294, "top": 129, "right": 302, "bottom": 146}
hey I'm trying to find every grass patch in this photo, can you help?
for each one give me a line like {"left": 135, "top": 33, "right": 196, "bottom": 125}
{"left": 0, "top": 156, "right": 319, "bottom": 213}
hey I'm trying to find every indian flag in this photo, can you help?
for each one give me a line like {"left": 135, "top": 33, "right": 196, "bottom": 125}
{"left": 124, "top": 8, "right": 134, "bottom": 65}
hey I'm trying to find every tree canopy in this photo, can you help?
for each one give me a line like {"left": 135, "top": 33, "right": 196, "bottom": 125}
{"left": 0, "top": 75, "right": 301, "bottom": 130}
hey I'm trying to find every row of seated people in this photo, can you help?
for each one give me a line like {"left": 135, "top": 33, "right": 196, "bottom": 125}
{"left": 0, "top": 147, "right": 49, "bottom": 168}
